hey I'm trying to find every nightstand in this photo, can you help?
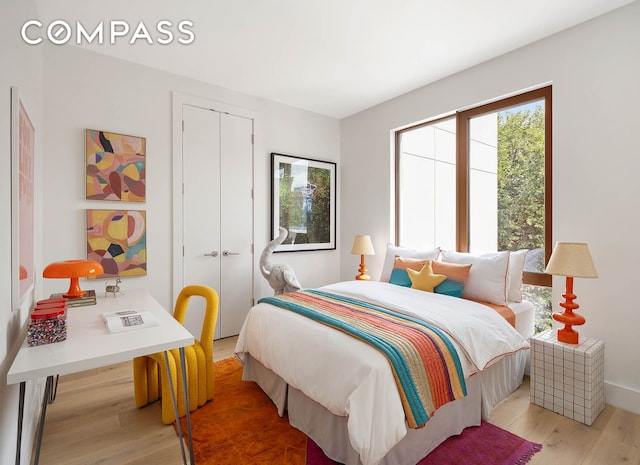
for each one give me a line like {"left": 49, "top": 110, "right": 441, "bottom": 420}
{"left": 529, "top": 329, "right": 605, "bottom": 425}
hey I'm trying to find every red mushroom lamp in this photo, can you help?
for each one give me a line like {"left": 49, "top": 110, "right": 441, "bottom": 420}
{"left": 43, "top": 260, "right": 104, "bottom": 298}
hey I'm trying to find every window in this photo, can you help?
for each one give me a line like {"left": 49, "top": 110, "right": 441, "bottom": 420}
{"left": 396, "top": 86, "right": 552, "bottom": 331}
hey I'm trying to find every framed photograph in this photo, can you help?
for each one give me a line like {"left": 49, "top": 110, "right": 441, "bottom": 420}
{"left": 86, "top": 209, "right": 147, "bottom": 278}
{"left": 86, "top": 129, "right": 146, "bottom": 202}
{"left": 271, "top": 152, "right": 336, "bottom": 252}
{"left": 11, "top": 87, "right": 35, "bottom": 310}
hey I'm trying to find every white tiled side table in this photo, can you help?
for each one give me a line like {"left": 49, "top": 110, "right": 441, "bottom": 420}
{"left": 530, "top": 329, "right": 605, "bottom": 425}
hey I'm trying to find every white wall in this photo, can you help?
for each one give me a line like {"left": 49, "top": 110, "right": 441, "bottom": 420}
{"left": 0, "top": 25, "right": 339, "bottom": 465}
{"left": 340, "top": 1, "right": 640, "bottom": 413}
{"left": 1, "top": 1, "right": 45, "bottom": 462}
{"left": 41, "top": 44, "right": 341, "bottom": 311}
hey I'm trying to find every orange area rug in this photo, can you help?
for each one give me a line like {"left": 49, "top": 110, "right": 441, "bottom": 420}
{"left": 176, "top": 358, "right": 306, "bottom": 464}
{"left": 178, "top": 358, "right": 541, "bottom": 465}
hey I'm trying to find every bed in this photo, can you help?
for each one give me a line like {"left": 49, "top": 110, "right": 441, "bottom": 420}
{"left": 235, "top": 264, "right": 531, "bottom": 465}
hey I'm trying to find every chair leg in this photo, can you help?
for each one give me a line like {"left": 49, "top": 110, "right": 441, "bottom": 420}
{"left": 147, "top": 357, "right": 160, "bottom": 403}
{"left": 206, "top": 343, "right": 215, "bottom": 401}
{"left": 133, "top": 356, "right": 149, "bottom": 408}
{"left": 149, "top": 352, "right": 179, "bottom": 425}
{"left": 181, "top": 345, "right": 200, "bottom": 412}
{"left": 194, "top": 341, "right": 207, "bottom": 406}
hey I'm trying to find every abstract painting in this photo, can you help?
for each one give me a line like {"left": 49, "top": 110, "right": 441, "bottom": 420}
{"left": 271, "top": 153, "right": 336, "bottom": 252}
{"left": 86, "top": 129, "right": 146, "bottom": 202}
{"left": 86, "top": 209, "right": 147, "bottom": 278}
{"left": 11, "top": 87, "right": 35, "bottom": 310}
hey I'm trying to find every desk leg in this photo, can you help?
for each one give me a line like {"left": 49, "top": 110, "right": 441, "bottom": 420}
{"left": 15, "top": 382, "right": 25, "bottom": 465}
{"left": 164, "top": 352, "right": 189, "bottom": 465}
{"left": 32, "top": 375, "right": 53, "bottom": 465}
{"left": 49, "top": 375, "right": 59, "bottom": 403}
{"left": 179, "top": 347, "right": 195, "bottom": 465}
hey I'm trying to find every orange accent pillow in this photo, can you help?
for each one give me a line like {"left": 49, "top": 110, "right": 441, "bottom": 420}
{"left": 393, "top": 256, "right": 428, "bottom": 273}
{"left": 431, "top": 261, "right": 472, "bottom": 284}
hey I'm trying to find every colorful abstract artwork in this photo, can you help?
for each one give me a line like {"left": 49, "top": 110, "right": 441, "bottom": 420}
{"left": 86, "top": 129, "right": 146, "bottom": 202}
{"left": 86, "top": 209, "right": 147, "bottom": 278}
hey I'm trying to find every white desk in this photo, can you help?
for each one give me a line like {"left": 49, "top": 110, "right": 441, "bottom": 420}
{"left": 7, "top": 289, "right": 196, "bottom": 465}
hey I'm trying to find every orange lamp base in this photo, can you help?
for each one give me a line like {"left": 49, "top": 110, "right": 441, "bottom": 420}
{"left": 64, "top": 277, "right": 88, "bottom": 298}
{"left": 552, "top": 276, "right": 585, "bottom": 344}
{"left": 355, "top": 255, "right": 370, "bottom": 281}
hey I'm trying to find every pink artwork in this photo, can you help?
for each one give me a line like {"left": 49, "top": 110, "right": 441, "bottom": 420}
{"left": 18, "top": 100, "right": 35, "bottom": 299}
{"left": 86, "top": 129, "right": 146, "bottom": 202}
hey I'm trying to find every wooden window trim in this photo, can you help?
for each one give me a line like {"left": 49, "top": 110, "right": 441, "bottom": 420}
{"left": 396, "top": 86, "right": 552, "bottom": 287}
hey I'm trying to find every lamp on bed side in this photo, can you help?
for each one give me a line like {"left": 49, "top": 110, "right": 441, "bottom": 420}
{"left": 544, "top": 242, "right": 598, "bottom": 344}
{"left": 351, "top": 235, "right": 375, "bottom": 281}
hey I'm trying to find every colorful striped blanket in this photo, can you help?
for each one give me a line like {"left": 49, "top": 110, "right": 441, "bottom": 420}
{"left": 259, "top": 290, "right": 467, "bottom": 428}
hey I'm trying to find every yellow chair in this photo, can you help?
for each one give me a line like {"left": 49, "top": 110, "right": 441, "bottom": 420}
{"left": 133, "top": 285, "right": 219, "bottom": 424}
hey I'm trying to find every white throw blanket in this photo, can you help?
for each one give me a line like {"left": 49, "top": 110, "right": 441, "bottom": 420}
{"left": 235, "top": 281, "right": 529, "bottom": 465}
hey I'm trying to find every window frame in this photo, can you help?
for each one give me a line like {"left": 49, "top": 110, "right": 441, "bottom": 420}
{"left": 395, "top": 85, "right": 552, "bottom": 287}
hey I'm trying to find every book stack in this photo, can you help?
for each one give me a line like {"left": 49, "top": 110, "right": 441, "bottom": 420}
{"left": 50, "top": 289, "right": 97, "bottom": 307}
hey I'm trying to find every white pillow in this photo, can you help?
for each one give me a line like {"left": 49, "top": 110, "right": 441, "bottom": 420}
{"left": 508, "top": 249, "right": 528, "bottom": 302}
{"left": 379, "top": 244, "right": 440, "bottom": 282}
{"left": 440, "top": 250, "right": 510, "bottom": 305}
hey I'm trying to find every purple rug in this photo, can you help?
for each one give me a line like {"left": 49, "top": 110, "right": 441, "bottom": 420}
{"left": 306, "top": 420, "right": 542, "bottom": 465}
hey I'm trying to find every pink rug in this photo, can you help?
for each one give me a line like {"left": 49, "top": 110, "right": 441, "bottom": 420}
{"left": 306, "top": 421, "right": 542, "bottom": 465}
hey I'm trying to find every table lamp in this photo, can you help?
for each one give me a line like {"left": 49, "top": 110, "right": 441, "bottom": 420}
{"left": 351, "top": 235, "right": 375, "bottom": 280}
{"left": 43, "top": 259, "right": 104, "bottom": 298}
{"left": 544, "top": 242, "right": 598, "bottom": 344}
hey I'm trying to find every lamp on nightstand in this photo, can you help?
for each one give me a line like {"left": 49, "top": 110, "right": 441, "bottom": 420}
{"left": 544, "top": 242, "right": 598, "bottom": 344}
{"left": 351, "top": 235, "right": 375, "bottom": 280}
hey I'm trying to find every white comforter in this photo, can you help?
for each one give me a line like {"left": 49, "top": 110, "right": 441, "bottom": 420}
{"left": 235, "top": 281, "right": 529, "bottom": 465}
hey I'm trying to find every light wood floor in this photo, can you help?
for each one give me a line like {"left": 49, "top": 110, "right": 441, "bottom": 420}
{"left": 36, "top": 336, "right": 640, "bottom": 465}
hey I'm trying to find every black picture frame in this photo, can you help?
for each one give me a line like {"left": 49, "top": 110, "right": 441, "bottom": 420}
{"left": 271, "top": 152, "right": 336, "bottom": 252}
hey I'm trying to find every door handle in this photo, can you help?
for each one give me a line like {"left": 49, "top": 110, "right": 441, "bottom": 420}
{"left": 222, "top": 250, "right": 240, "bottom": 256}
{"left": 204, "top": 251, "right": 219, "bottom": 257}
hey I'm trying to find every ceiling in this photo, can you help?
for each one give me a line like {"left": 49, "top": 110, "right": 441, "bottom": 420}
{"left": 36, "top": 0, "right": 634, "bottom": 118}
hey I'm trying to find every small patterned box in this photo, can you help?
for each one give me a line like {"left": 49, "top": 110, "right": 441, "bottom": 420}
{"left": 530, "top": 329, "right": 605, "bottom": 425}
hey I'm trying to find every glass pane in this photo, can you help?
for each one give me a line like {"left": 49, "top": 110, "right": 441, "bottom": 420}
{"left": 468, "top": 112, "right": 498, "bottom": 252}
{"left": 398, "top": 118, "right": 456, "bottom": 250}
{"left": 522, "top": 284, "right": 552, "bottom": 333}
{"left": 468, "top": 99, "right": 546, "bottom": 261}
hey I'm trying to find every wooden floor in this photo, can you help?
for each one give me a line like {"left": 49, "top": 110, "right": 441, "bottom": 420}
{"left": 36, "top": 336, "right": 640, "bottom": 465}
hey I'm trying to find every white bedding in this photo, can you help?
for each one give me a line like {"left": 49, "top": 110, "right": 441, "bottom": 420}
{"left": 510, "top": 299, "right": 535, "bottom": 339}
{"left": 235, "top": 281, "right": 530, "bottom": 465}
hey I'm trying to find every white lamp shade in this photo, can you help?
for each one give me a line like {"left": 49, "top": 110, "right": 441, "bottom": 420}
{"left": 544, "top": 242, "right": 598, "bottom": 278}
{"left": 351, "top": 235, "right": 375, "bottom": 255}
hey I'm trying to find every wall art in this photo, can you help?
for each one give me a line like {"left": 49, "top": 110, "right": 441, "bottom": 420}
{"left": 86, "top": 209, "right": 147, "bottom": 278}
{"left": 86, "top": 129, "right": 146, "bottom": 202}
{"left": 11, "top": 87, "right": 35, "bottom": 310}
{"left": 271, "top": 152, "right": 336, "bottom": 252}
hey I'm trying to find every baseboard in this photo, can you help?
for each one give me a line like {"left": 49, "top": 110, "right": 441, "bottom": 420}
{"left": 605, "top": 381, "right": 640, "bottom": 415}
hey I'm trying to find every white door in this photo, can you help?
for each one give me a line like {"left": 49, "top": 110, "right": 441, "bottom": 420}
{"left": 182, "top": 104, "right": 253, "bottom": 340}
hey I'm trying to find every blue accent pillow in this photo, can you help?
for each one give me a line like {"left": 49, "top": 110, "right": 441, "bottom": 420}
{"left": 434, "top": 279, "right": 464, "bottom": 298}
{"left": 389, "top": 268, "right": 412, "bottom": 287}
{"left": 390, "top": 268, "right": 465, "bottom": 298}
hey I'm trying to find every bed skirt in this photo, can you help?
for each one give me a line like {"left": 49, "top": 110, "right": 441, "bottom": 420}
{"left": 241, "top": 350, "right": 526, "bottom": 465}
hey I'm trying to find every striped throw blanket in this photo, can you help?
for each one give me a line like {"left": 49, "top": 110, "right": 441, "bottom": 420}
{"left": 259, "top": 290, "right": 467, "bottom": 428}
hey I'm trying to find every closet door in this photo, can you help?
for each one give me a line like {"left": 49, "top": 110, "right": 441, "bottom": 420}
{"left": 219, "top": 113, "right": 254, "bottom": 337}
{"left": 181, "top": 105, "right": 253, "bottom": 340}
